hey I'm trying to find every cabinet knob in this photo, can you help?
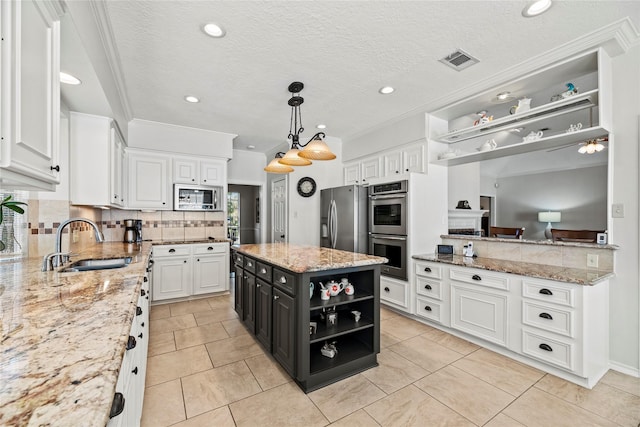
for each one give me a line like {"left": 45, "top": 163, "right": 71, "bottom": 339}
{"left": 143, "top": 277, "right": 148, "bottom": 283}
{"left": 132, "top": 367, "right": 138, "bottom": 375}
{"left": 162, "top": 202, "right": 166, "bottom": 205}
{"left": 539, "top": 343, "right": 553, "bottom": 352}
{"left": 197, "top": 258, "right": 200, "bottom": 262}
{"left": 424, "top": 305, "right": 432, "bottom": 311}
{"left": 405, "top": 168, "right": 409, "bottom": 172}
{"left": 191, "top": 178, "right": 195, "bottom": 182}
{"left": 472, "top": 274, "right": 482, "bottom": 281}
{"left": 424, "top": 284, "right": 432, "bottom": 290}
{"left": 141, "top": 289, "right": 146, "bottom": 296}
{"left": 138, "top": 332, "right": 143, "bottom": 339}
{"left": 184, "top": 260, "right": 187, "bottom": 263}
{"left": 279, "top": 276, "right": 287, "bottom": 284}
{"left": 424, "top": 267, "right": 431, "bottom": 273}
{"left": 260, "top": 268, "right": 266, "bottom": 274}
{"left": 384, "top": 287, "right": 390, "bottom": 292}
{"left": 50, "top": 165, "right": 60, "bottom": 172}
{"left": 539, "top": 312, "right": 553, "bottom": 320}
{"left": 109, "top": 392, "right": 125, "bottom": 419}
{"left": 539, "top": 288, "right": 553, "bottom": 295}
{"left": 273, "top": 295, "right": 280, "bottom": 300}
{"left": 203, "top": 179, "right": 207, "bottom": 182}
{"left": 257, "top": 283, "right": 261, "bottom": 288}
{"left": 141, "top": 322, "right": 145, "bottom": 327}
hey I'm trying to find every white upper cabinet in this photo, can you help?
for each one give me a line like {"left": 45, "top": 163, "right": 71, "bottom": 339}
{"left": 343, "top": 141, "right": 427, "bottom": 185}
{"left": 0, "top": 0, "right": 63, "bottom": 190}
{"left": 173, "top": 156, "right": 226, "bottom": 186}
{"left": 428, "top": 49, "right": 612, "bottom": 166}
{"left": 128, "top": 149, "right": 171, "bottom": 210}
{"left": 70, "top": 112, "right": 126, "bottom": 207}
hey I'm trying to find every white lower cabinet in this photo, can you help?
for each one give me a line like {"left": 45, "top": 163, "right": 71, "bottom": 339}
{"left": 108, "top": 264, "right": 150, "bottom": 426}
{"left": 409, "top": 259, "right": 609, "bottom": 388}
{"left": 152, "top": 243, "right": 229, "bottom": 302}
{"left": 380, "top": 276, "right": 411, "bottom": 313}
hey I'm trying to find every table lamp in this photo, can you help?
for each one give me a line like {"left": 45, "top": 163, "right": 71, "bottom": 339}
{"left": 538, "top": 211, "right": 561, "bottom": 239}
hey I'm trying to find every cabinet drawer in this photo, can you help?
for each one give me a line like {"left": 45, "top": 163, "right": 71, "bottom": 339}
{"left": 450, "top": 267, "right": 509, "bottom": 291}
{"left": 522, "top": 279, "right": 575, "bottom": 308}
{"left": 416, "top": 297, "right": 443, "bottom": 323}
{"left": 522, "top": 329, "right": 574, "bottom": 372}
{"left": 193, "top": 243, "right": 227, "bottom": 255}
{"left": 416, "top": 277, "right": 442, "bottom": 300}
{"left": 273, "top": 268, "right": 296, "bottom": 295}
{"left": 381, "top": 279, "right": 409, "bottom": 309}
{"left": 256, "top": 262, "right": 272, "bottom": 282}
{"left": 153, "top": 245, "right": 191, "bottom": 257}
{"left": 415, "top": 262, "right": 442, "bottom": 279}
{"left": 244, "top": 257, "right": 256, "bottom": 274}
{"left": 522, "top": 301, "right": 574, "bottom": 337}
{"left": 234, "top": 252, "right": 244, "bottom": 267}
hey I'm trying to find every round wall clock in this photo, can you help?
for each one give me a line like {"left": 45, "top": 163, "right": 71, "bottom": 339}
{"left": 297, "top": 177, "right": 317, "bottom": 197}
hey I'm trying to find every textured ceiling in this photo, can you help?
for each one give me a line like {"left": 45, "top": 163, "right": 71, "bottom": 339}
{"left": 62, "top": 1, "right": 640, "bottom": 154}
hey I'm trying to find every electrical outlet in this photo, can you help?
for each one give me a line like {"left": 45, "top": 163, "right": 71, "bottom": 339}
{"left": 587, "top": 253, "right": 599, "bottom": 268}
{"left": 612, "top": 203, "right": 624, "bottom": 218}
{"left": 72, "top": 229, "right": 79, "bottom": 243}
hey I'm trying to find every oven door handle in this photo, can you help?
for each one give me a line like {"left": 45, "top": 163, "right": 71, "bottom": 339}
{"left": 370, "top": 234, "right": 407, "bottom": 241}
{"left": 369, "top": 193, "right": 407, "bottom": 200}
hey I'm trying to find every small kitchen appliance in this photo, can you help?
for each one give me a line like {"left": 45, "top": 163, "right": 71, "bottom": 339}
{"left": 123, "top": 219, "right": 142, "bottom": 243}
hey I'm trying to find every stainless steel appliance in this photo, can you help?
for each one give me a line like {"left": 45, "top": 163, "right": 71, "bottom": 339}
{"left": 123, "top": 219, "right": 142, "bottom": 243}
{"left": 368, "top": 180, "right": 408, "bottom": 280}
{"left": 368, "top": 180, "right": 407, "bottom": 235}
{"left": 320, "top": 184, "right": 368, "bottom": 253}
{"left": 174, "top": 184, "right": 223, "bottom": 211}
{"left": 369, "top": 233, "right": 407, "bottom": 281}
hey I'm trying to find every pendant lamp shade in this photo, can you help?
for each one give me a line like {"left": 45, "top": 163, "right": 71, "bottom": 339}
{"left": 278, "top": 148, "right": 312, "bottom": 166}
{"left": 264, "top": 157, "right": 294, "bottom": 173}
{"left": 298, "top": 135, "right": 336, "bottom": 160}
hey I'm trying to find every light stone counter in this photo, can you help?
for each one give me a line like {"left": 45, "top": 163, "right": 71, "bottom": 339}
{"left": 0, "top": 242, "right": 152, "bottom": 426}
{"left": 413, "top": 253, "right": 613, "bottom": 285}
{"left": 233, "top": 243, "right": 387, "bottom": 273}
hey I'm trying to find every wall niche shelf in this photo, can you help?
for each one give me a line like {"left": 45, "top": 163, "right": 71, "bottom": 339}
{"left": 435, "top": 90, "right": 599, "bottom": 144}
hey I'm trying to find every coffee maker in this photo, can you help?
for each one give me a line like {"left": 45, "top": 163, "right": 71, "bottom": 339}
{"left": 123, "top": 219, "right": 143, "bottom": 243}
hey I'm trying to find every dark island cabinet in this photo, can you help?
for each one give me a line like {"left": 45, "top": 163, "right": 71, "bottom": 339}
{"left": 232, "top": 248, "right": 380, "bottom": 392}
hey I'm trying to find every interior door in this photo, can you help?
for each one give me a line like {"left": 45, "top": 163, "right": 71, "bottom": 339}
{"left": 272, "top": 178, "right": 287, "bottom": 243}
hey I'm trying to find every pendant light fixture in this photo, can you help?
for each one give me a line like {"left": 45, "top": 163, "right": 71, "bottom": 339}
{"left": 264, "top": 82, "right": 336, "bottom": 173}
{"left": 578, "top": 137, "right": 607, "bottom": 154}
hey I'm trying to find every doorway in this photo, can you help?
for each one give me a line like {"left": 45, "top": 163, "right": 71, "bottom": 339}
{"left": 480, "top": 195, "right": 494, "bottom": 237}
{"left": 271, "top": 178, "right": 287, "bottom": 243}
{"left": 227, "top": 184, "right": 261, "bottom": 245}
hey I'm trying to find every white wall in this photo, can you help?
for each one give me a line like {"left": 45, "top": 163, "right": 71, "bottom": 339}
{"left": 128, "top": 119, "right": 236, "bottom": 159}
{"left": 448, "top": 163, "right": 481, "bottom": 210}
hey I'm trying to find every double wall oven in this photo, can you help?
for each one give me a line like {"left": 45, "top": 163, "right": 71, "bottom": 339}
{"left": 368, "top": 180, "right": 408, "bottom": 281}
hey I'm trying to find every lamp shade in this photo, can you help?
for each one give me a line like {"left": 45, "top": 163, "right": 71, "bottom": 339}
{"left": 298, "top": 138, "right": 336, "bottom": 160}
{"left": 278, "top": 148, "right": 312, "bottom": 166}
{"left": 538, "top": 211, "right": 561, "bottom": 223}
{"left": 264, "top": 158, "right": 294, "bottom": 173}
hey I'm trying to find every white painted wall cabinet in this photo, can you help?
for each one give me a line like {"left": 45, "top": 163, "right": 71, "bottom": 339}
{"left": 127, "top": 149, "right": 171, "bottom": 210}
{"left": 173, "top": 156, "right": 226, "bottom": 186}
{"left": 0, "top": 0, "right": 62, "bottom": 190}
{"left": 343, "top": 141, "right": 426, "bottom": 185}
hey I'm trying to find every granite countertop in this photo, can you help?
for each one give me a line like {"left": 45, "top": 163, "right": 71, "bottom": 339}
{"left": 0, "top": 242, "right": 152, "bottom": 426}
{"left": 233, "top": 243, "right": 387, "bottom": 273}
{"left": 413, "top": 253, "right": 613, "bottom": 285}
{"left": 150, "top": 238, "right": 231, "bottom": 245}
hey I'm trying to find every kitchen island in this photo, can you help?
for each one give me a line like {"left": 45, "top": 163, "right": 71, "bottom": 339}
{"left": 0, "top": 242, "right": 152, "bottom": 426}
{"left": 232, "top": 243, "right": 387, "bottom": 392}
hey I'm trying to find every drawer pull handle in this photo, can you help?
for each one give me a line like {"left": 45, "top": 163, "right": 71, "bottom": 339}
{"left": 539, "top": 288, "right": 553, "bottom": 295}
{"left": 260, "top": 268, "right": 266, "bottom": 274}
{"left": 126, "top": 336, "right": 137, "bottom": 350}
{"left": 141, "top": 289, "right": 146, "bottom": 296}
{"left": 279, "top": 276, "right": 287, "bottom": 284}
{"left": 207, "top": 246, "right": 213, "bottom": 251}
{"left": 539, "top": 312, "right": 553, "bottom": 320}
{"left": 424, "top": 284, "right": 432, "bottom": 290}
{"left": 424, "top": 267, "right": 432, "bottom": 273}
{"left": 109, "top": 392, "right": 125, "bottom": 419}
{"left": 256, "top": 283, "right": 261, "bottom": 288}
{"left": 136, "top": 306, "right": 143, "bottom": 316}
{"left": 273, "top": 295, "right": 280, "bottom": 300}
{"left": 472, "top": 274, "right": 482, "bottom": 281}
{"left": 539, "top": 343, "right": 553, "bottom": 352}
{"left": 169, "top": 248, "right": 176, "bottom": 253}
{"left": 384, "top": 287, "right": 390, "bottom": 292}
{"left": 143, "top": 276, "right": 148, "bottom": 283}
{"left": 424, "top": 305, "right": 432, "bottom": 311}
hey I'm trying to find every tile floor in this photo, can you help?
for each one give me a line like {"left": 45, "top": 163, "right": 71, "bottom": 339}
{"left": 142, "top": 293, "right": 640, "bottom": 427}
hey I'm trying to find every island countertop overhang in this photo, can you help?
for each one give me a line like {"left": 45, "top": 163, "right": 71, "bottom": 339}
{"left": 232, "top": 243, "right": 387, "bottom": 273}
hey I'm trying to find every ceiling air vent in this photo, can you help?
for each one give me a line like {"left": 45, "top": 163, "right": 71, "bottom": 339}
{"left": 439, "top": 49, "right": 479, "bottom": 71}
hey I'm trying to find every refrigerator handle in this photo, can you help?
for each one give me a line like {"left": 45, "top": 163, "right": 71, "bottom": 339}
{"left": 327, "top": 201, "right": 333, "bottom": 246}
{"left": 331, "top": 200, "right": 338, "bottom": 248}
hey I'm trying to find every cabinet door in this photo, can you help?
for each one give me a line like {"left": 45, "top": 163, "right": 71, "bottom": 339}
{"left": 343, "top": 163, "right": 360, "bottom": 185}
{"left": 272, "top": 288, "right": 295, "bottom": 375}
{"left": 360, "top": 158, "right": 380, "bottom": 184}
{"left": 255, "top": 280, "right": 272, "bottom": 351}
{"left": 173, "top": 158, "right": 198, "bottom": 184}
{"left": 402, "top": 144, "right": 425, "bottom": 173}
{"left": 383, "top": 151, "right": 402, "bottom": 176}
{"left": 243, "top": 273, "right": 256, "bottom": 333}
{"left": 151, "top": 256, "right": 192, "bottom": 301}
{"left": 193, "top": 253, "right": 226, "bottom": 295}
{"left": 234, "top": 266, "right": 244, "bottom": 318}
{"left": 200, "top": 160, "right": 225, "bottom": 186}
{"left": 451, "top": 284, "right": 508, "bottom": 347}
{"left": 1, "top": 0, "right": 61, "bottom": 187}
{"left": 128, "top": 152, "right": 170, "bottom": 209}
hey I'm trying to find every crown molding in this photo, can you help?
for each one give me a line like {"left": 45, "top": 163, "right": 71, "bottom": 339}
{"left": 345, "top": 17, "right": 640, "bottom": 144}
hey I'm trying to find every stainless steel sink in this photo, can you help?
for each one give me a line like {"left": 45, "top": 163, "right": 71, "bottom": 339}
{"left": 60, "top": 257, "right": 133, "bottom": 273}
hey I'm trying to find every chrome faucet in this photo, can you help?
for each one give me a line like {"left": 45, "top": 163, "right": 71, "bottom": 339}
{"left": 42, "top": 218, "right": 104, "bottom": 271}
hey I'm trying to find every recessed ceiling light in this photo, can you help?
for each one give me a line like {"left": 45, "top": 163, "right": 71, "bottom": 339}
{"left": 203, "top": 23, "right": 226, "bottom": 38}
{"left": 184, "top": 95, "right": 200, "bottom": 103}
{"left": 60, "top": 72, "right": 81, "bottom": 85}
{"left": 496, "top": 92, "right": 511, "bottom": 100}
{"left": 316, "top": 124, "right": 326, "bottom": 129}
{"left": 379, "top": 86, "right": 394, "bottom": 95}
{"left": 522, "top": 0, "right": 552, "bottom": 17}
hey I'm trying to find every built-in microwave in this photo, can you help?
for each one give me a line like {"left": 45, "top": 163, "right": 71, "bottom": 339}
{"left": 174, "top": 184, "right": 223, "bottom": 211}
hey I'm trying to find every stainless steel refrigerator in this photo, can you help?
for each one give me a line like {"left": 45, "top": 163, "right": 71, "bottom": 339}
{"left": 320, "top": 184, "right": 368, "bottom": 253}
